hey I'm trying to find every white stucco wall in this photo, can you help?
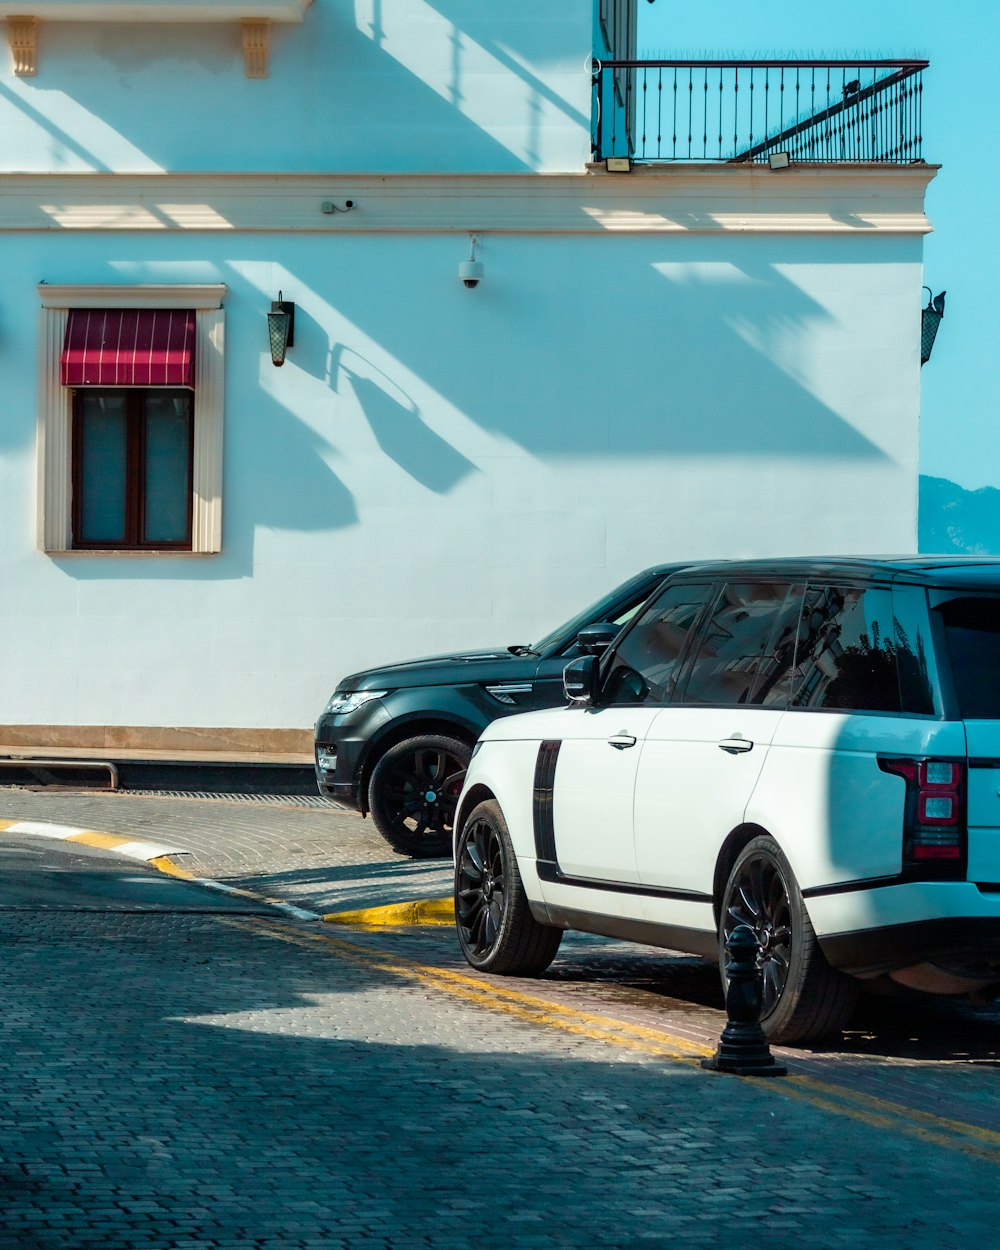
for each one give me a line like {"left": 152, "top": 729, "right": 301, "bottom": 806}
{"left": 0, "top": 1, "right": 934, "bottom": 734}
{"left": 0, "top": 217, "right": 925, "bottom": 729}
{"left": 0, "top": 0, "right": 594, "bottom": 173}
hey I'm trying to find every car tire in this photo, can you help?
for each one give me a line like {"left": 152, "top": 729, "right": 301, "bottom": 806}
{"left": 455, "top": 799, "right": 562, "bottom": 976}
{"left": 367, "top": 734, "right": 471, "bottom": 858}
{"left": 719, "top": 834, "right": 858, "bottom": 1045}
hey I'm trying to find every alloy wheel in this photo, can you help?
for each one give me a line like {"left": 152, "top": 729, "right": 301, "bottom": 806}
{"left": 456, "top": 812, "right": 506, "bottom": 958}
{"left": 723, "top": 850, "right": 793, "bottom": 1018}
{"left": 379, "top": 743, "right": 466, "bottom": 851}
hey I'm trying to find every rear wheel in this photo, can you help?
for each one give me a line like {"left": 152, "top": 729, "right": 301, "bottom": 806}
{"left": 367, "top": 734, "right": 470, "bottom": 858}
{"left": 455, "top": 799, "right": 562, "bottom": 975}
{"left": 720, "top": 835, "right": 858, "bottom": 1044}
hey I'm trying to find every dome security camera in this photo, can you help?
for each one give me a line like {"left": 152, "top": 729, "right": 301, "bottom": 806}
{"left": 459, "top": 259, "right": 484, "bottom": 289}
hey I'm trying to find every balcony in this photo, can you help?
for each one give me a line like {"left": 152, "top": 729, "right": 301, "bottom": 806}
{"left": 592, "top": 60, "right": 927, "bottom": 165}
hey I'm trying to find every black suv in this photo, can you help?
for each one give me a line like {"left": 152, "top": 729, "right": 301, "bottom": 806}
{"left": 314, "top": 565, "right": 682, "bottom": 856}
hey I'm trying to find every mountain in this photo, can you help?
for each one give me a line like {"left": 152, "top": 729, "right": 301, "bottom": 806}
{"left": 920, "top": 475, "right": 1000, "bottom": 555}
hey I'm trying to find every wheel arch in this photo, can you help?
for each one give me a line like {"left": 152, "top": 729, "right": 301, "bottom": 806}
{"left": 454, "top": 783, "right": 497, "bottom": 845}
{"left": 358, "top": 715, "right": 480, "bottom": 815}
{"left": 712, "top": 822, "right": 773, "bottom": 927}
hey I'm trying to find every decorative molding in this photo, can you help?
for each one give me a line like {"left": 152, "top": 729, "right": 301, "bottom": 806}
{"left": 36, "top": 283, "right": 227, "bottom": 556}
{"left": 8, "top": 15, "right": 37, "bottom": 75}
{"left": 6, "top": 167, "right": 939, "bottom": 236}
{"left": 241, "top": 17, "right": 269, "bottom": 78}
{"left": 38, "top": 283, "right": 227, "bottom": 309}
{"left": 3, "top": 2, "right": 309, "bottom": 75}
{"left": 0, "top": 1, "right": 311, "bottom": 20}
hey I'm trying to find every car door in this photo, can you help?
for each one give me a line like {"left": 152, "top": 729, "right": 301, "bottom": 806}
{"left": 634, "top": 581, "right": 804, "bottom": 896}
{"left": 544, "top": 581, "right": 719, "bottom": 886}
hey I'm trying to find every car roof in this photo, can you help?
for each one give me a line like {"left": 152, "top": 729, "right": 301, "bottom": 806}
{"left": 662, "top": 555, "right": 1000, "bottom": 589}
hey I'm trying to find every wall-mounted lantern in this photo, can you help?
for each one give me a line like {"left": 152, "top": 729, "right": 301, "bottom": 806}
{"left": 267, "top": 292, "right": 295, "bottom": 367}
{"left": 921, "top": 287, "right": 946, "bottom": 365}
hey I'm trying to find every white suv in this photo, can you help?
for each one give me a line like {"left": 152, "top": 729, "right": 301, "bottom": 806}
{"left": 452, "top": 558, "right": 1000, "bottom": 1044}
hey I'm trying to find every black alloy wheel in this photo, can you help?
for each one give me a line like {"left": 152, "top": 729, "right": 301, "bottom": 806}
{"left": 722, "top": 843, "right": 794, "bottom": 1021}
{"left": 455, "top": 799, "right": 562, "bottom": 975}
{"left": 456, "top": 805, "right": 506, "bottom": 961}
{"left": 719, "top": 835, "right": 858, "bottom": 1044}
{"left": 368, "top": 734, "right": 470, "bottom": 858}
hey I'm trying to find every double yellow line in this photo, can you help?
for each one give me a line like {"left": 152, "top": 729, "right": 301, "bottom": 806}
{"left": 236, "top": 915, "right": 1000, "bottom": 1167}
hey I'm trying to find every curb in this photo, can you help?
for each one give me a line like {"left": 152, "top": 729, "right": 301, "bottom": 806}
{"left": 0, "top": 818, "right": 186, "bottom": 864}
{"left": 0, "top": 818, "right": 452, "bottom": 927}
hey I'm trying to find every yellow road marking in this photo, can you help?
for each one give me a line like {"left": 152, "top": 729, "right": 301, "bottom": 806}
{"left": 226, "top": 915, "right": 1000, "bottom": 1166}
{"left": 323, "top": 898, "right": 455, "bottom": 927}
{"left": 150, "top": 855, "right": 194, "bottom": 879}
{"left": 64, "top": 831, "right": 133, "bottom": 850}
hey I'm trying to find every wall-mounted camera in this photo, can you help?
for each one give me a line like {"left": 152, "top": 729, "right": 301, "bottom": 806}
{"left": 460, "top": 235, "right": 483, "bottom": 289}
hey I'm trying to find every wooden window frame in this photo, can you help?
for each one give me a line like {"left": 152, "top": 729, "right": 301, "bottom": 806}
{"left": 71, "top": 388, "right": 195, "bottom": 551}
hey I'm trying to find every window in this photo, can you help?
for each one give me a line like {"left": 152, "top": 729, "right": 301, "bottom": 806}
{"left": 679, "top": 582, "right": 803, "bottom": 708}
{"left": 73, "top": 390, "right": 193, "bottom": 549}
{"left": 937, "top": 597, "right": 1000, "bottom": 719}
{"left": 36, "top": 284, "right": 226, "bottom": 555}
{"left": 601, "top": 582, "right": 717, "bottom": 706}
{"left": 789, "top": 585, "right": 906, "bottom": 714}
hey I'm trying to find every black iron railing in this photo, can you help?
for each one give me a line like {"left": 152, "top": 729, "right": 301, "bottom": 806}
{"left": 592, "top": 60, "right": 927, "bottom": 164}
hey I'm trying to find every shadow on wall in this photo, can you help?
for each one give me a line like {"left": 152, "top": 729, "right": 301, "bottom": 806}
{"left": 0, "top": 3, "right": 567, "bottom": 174}
{"left": 326, "top": 235, "right": 893, "bottom": 461}
{"left": 920, "top": 475, "right": 1000, "bottom": 555}
{"left": 330, "top": 346, "right": 479, "bottom": 494}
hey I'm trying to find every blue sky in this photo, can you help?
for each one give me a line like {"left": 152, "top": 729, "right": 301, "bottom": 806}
{"left": 638, "top": 0, "right": 994, "bottom": 492}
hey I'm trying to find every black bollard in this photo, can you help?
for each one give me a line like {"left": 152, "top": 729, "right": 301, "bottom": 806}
{"left": 701, "top": 924, "right": 787, "bottom": 1077}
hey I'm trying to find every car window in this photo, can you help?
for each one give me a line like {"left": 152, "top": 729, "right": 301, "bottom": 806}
{"left": 678, "top": 582, "right": 802, "bottom": 707}
{"left": 535, "top": 568, "right": 670, "bottom": 657}
{"left": 936, "top": 596, "right": 1000, "bottom": 719}
{"left": 788, "top": 584, "right": 904, "bottom": 713}
{"left": 600, "top": 582, "right": 717, "bottom": 706}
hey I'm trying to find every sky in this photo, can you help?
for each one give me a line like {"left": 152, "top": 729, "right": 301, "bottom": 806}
{"left": 637, "top": 0, "right": 996, "bottom": 492}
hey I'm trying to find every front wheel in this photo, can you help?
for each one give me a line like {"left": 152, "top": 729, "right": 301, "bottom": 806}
{"left": 455, "top": 799, "right": 562, "bottom": 976}
{"left": 367, "top": 734, "right": 470, "bottom": 858}
{"left": 720, "top": 835, "right": 858, "bottom": 1044}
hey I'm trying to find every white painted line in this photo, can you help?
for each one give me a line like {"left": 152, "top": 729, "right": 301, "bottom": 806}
{"left": 187, "top": 875, "right": 322, "bottom": 921}
{"left": 5, "top": 820, "right": 85, "bottom": 839}
{"left": 2, "top": 821, "right": 185, "bottom": 861}
{"left": 109, "top": 840, "right": 188, "bottom": 861}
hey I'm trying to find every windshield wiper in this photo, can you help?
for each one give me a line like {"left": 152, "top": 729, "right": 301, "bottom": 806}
{"left": 507, "top": 644, "right": 538, "bottom": 657}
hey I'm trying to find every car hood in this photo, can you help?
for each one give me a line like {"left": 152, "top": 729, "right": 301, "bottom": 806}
{"left": 337, "top": 647, "right": 538, "bottom": 691}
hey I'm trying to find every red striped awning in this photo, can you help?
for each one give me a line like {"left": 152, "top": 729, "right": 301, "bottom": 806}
{"left": 60, "top": 308, "right": 196, "bottom": 388}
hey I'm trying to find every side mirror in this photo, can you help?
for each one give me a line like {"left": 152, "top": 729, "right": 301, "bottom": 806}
{"left": 563, "top": 655, "right": 598, "bottom": 705}
{"left": 576, "top": 621, "right": 620, "bottom": 655}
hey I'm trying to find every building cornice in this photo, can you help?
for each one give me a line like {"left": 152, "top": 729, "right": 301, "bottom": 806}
{"left": 0, "top": 165, "right": 938, "bottom": 235}
{"left": 0, "top": 2, "right": 312, "bottom": 19}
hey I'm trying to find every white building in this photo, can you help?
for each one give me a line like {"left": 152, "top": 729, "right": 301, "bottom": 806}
{"left": 0, "top": 1, "right": 936, "bottom": 753}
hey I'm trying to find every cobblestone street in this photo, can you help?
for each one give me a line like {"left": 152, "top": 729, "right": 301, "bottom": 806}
{"left": 1, "top": 790, "right": 999, "bottom": 1248}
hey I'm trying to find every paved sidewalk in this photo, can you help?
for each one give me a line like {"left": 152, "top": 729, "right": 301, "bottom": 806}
{"left": 0, "top": 788, "right": 453, "bottom": 916}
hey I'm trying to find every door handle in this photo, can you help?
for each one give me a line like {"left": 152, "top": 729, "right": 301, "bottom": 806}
{"left": 718, "top": 737, "right": 753, "bottom": 754}
{"left": 607, "top": 734, "right": 638, "bottom": 750}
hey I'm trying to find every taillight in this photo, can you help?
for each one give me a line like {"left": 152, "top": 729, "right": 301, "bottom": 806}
{"left": 878, "top": 756, "right": 966, "bottom": 874}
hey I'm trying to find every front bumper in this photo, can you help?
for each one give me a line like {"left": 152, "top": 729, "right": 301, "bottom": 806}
{"left": 808, "top": 880, "right": 1000, "bottom": 976}
{"left": 314, "top": 702, "right": 392, "bottom": 811}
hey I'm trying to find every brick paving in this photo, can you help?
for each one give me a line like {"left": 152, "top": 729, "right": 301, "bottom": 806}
{"left": 0, "top": 788, "right": 453, "bottom": 915}
{"left": 1, "top": 906, "right": 998, "bottom": 1249}
{"left": 3, "top": 784, "right": 1000, "bottom": 1248}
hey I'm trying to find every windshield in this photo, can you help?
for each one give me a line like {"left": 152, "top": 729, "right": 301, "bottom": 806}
{"left": 531, "top": 568, "right": 669, "bottom": 656}
{"left": 938, "top": 597, "right": 1000, "bottom": 718}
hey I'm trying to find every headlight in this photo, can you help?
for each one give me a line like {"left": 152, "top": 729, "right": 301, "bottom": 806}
{"left": 323, "top": 689, "right": 389, "bottom": 716}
